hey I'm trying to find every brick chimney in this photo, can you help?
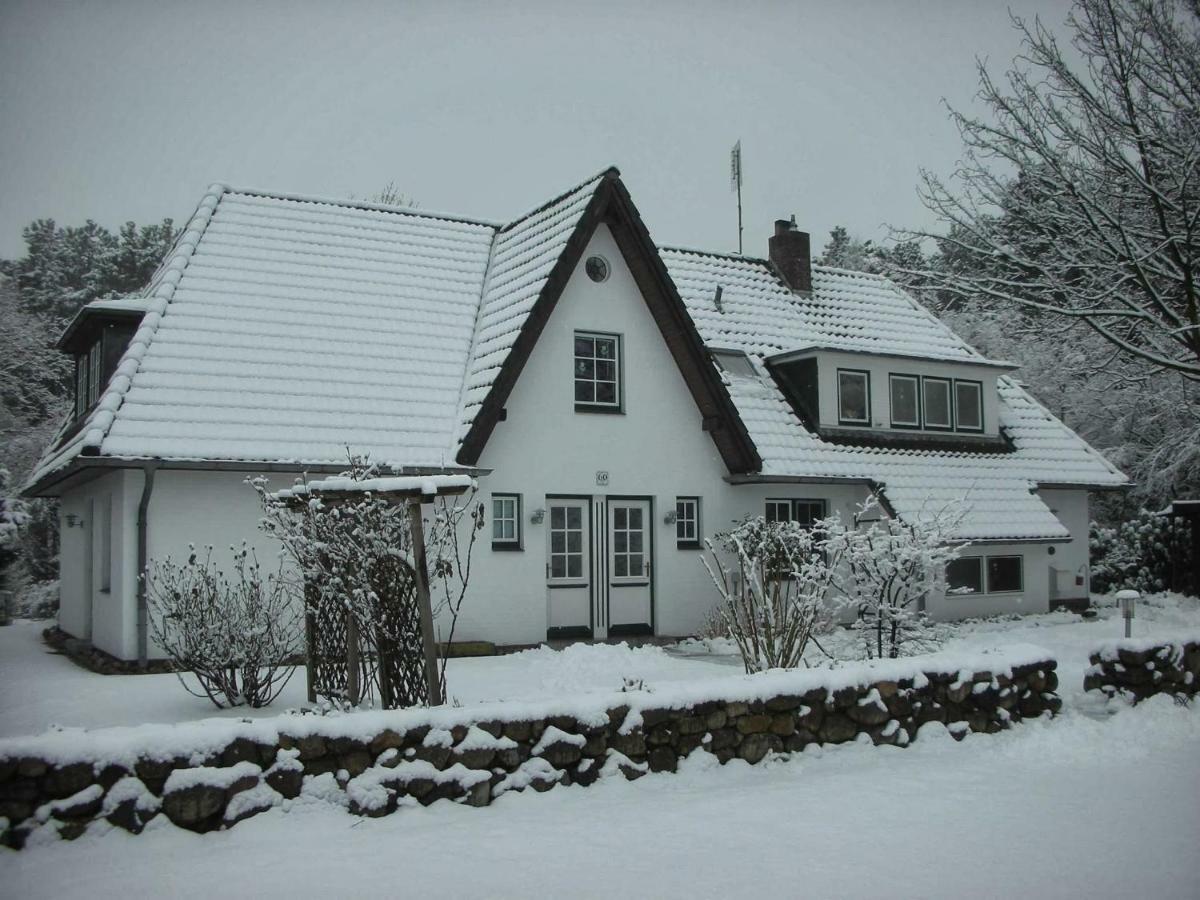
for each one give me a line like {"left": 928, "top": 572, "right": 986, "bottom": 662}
{"left": 768, "top": 216, "right": 812, "bottom": 293}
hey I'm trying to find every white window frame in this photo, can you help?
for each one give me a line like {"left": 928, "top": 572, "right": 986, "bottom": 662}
{"left": 837, "top": 369, "right": 871, "bottom": 426}
{"left": 921, "top": 376, "right": 953, "bottom": 431}
{"left": 574, "top": 332, "right": 622, "bottom": 411}
{"left": 954, "top": 379, "right": 983, "bottom": 433}
{"left": 676, "top": 497, "right": 700, "bottom": 548}
{"left": 889, "top": 373, "right": 921, "bottom": 428}
{"left": 491, "top": 494, "right": 521, "bottom": 550}
{"left": 765, "top": 499, "right": 826, "bottom": 527}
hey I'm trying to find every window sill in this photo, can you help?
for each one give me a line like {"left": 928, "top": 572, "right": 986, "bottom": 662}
{"left": 491, "top": 543, "right": 523, "bottom": 552}
{"left": 676, "top": 541, "right": 703, "bottom": 551}
{"left": 575, "top": 404, "right": 624, "bottom": 415}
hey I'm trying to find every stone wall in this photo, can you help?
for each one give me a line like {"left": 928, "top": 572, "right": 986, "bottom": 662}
{"left": 1083, "top": 635, "right": 1200, "bottom": 702}
{"left": 0, "top": 650, "right": 1060, "bottom": 850}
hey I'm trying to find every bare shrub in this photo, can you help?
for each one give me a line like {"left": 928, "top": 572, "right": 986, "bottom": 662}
{"left": 702, "top": 517, "right": 836, "bottom": 673}
{"left": 146, "top": 545, "right": 301, "bottom": 708}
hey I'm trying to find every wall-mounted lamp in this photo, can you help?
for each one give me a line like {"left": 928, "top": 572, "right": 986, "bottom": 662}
{"left": 663, "top": 511, "right": 678, "bottom": 525}
{"left": 530, "top": 508, "right": 546, "bottom": 525}
{"left": 64, "top": 514, "right": 85, "bottom": 528}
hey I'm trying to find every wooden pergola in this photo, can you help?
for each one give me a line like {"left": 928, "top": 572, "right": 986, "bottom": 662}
{"left": 273, "top": 473, "right": 474, "bottom": 708}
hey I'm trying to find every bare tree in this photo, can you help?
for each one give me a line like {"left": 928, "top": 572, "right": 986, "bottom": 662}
{"left": 906, "top": 0, "right": 1200, "bottom": 378}
{"left": 824, "top": 497, "right": 966, "bottom": 660}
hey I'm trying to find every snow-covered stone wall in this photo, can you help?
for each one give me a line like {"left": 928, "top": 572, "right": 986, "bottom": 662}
{"left": 0, "top": 646, "right": 1061, "bottom": 849}
{"left": 1083, "top": 635, "right": 1200, "bottom": 702}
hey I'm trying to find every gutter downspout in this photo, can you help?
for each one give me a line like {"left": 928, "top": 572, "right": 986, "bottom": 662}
{"left": 136, "top": 461, "right": 159, "bottom": 668}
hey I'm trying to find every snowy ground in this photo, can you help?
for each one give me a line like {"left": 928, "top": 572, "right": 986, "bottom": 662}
{"left": 2, "top": 592, "right": 1197, "bottom": 738}
{"left": 4, "top": 686, "right": 1198, "bottom": 898}
{"left": 2, "top": 595, "right": 1198, "bottom": 898}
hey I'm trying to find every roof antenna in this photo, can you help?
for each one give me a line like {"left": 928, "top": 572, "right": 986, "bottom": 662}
{"left": 713, "top": 284, "right": 724, "bottom": 313}
{"left": 730, "top": 140, "right": 743, "bottom": 255}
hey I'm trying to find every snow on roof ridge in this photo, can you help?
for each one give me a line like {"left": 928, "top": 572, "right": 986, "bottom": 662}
{"left": 219, "top": 184, "right": 502, "bottom": 230}
{"left": 658, "top": 244, "right": 771, "bottom": 267}
{"left": 498, "top": 166, "right": 617, "bottom": 235}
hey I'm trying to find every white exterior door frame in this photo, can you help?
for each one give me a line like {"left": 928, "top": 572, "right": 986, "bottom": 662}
{"left": 545, "top": 496, "right": 593, "bottom": 639}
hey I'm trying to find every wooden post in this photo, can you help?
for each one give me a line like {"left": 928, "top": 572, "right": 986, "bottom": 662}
{"left": 408, "top": 501, "right": 445, "bottom": 706}
{"left": 346, "top": 615, "right": 361, "bottom": 706}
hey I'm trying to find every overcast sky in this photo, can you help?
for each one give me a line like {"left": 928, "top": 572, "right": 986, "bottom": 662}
{"left": 0, "top": 0, "right": 1074, "bottom": 261}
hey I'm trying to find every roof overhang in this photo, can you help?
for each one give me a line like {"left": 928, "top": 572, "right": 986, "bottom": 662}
{"left": 767, "top": 346, "right": 1018, "bottom": 372}
{"left": 22, "top": 455, "right": 491, "bottom": 499}
{"left": 57, "top": 303, "right": 148, "bottom": 353}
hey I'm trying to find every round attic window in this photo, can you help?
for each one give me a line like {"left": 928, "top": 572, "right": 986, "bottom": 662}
{"left": 585, "top": 255, "right": 610, "bottom": 283}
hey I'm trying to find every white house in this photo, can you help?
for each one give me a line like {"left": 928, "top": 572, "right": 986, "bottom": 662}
{"left": 25, "top": 168, "right": 1128, "bottom": 663}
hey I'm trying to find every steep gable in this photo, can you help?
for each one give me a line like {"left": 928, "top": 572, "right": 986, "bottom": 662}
{"left": 454, "top": 170, "right": 759, "bottom": 473}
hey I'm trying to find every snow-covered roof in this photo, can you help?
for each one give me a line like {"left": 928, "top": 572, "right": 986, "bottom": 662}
{"left": 27, "top": 168, "right": 1128, "bottom": 539}
{"left": 661, "top": 246, "right": 1127, "bottom": 539}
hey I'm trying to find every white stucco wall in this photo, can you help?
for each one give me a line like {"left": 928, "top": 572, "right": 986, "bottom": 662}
{"left": 464, "top": 224, "right": 873, "bottom": 645}
{"left": 56, "top": 469, "right": 139, "bottom": 659}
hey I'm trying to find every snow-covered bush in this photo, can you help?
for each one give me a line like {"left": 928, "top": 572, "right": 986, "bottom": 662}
{"left": 254, "top": 461, "right": 483, "bottom": 709}
{"left": 702, "top": 517, "right": 836, "bottom": 674}
{"left": 145, "top": 546, "right": 301, "bottom": 708}
{"left": 1090, "top": 510, "right": 1195, "bottom": 596}
{"left": 825, "top": 497, "right": 964, "bottom": 660}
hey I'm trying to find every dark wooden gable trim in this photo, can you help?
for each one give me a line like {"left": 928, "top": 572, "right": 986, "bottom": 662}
{"left": 603, "top": 177, "right": 760, "bottom": 474}
{"left": 455, "top": 171, "right": 761, "bottom": 474}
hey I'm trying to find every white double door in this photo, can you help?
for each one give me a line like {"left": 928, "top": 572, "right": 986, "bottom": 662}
{"left": 545, "top": 496, "right": 652, "bottom": 639}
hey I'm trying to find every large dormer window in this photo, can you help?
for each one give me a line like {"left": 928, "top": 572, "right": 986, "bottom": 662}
{"left": 889, "top": 374, "right": 920, "bottom": 429}
{"left": 922, "top": 376, "right": 953, "bottom": 431}
{"left": 837, "top": 369, "right": 870, "bottom": 426}
{"left": 954, "top": 379, "right": 983, "bottom": 432}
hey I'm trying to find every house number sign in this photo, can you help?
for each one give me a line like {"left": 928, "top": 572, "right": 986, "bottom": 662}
{"left": 595, "top": 471, "right": 610, "bottom": 486}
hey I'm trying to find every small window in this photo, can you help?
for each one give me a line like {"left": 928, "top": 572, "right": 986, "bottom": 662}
{"left": 574, "top": 332, "right": 621, "bottom": 411}
{"left": 954, "top": 380, "right": 983, "bottom": 432}
{"left": 74, "top": 356, "right": 88, "bottom": 418}
{"left": 766, "top": 499, "right": 826, "bottom": 527}
{"left": 712, "top": 350, "right": 758, "bottom": 378}
{"left": 98, "top": 493, "right": 113, "bottom": 592}
{"left": 946, "top": 556, "right": 983, "bottom": 594}
{"left": 676, "top": 497, "right": 700, "bottom": 548}
{"left": 922, "top": 376, "right": 952, "bottom": 430}
{"left": 987, "top": 556, "right": 1023, "bottom": 593}
{"left": 491, "top": 494, "right": 521, "bottom": 550}
{"left": 837, "top": 370, "right": 870, "bottom": 426}
{"left": 87, "top": 342, "right": 102, "bottom": 406}
{"left": 585, "top": 255, "right": 610, "bottom": 283}
{"left": 889, "top": 374, "right": 920, "bottom": 428}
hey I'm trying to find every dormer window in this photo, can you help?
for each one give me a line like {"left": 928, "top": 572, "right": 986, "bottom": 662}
{"left": 922, "top": 377, "right": 953, "bottom": 431}
{"left": 889, "top": 374, "right": 920, "bottom": 429}
{"left": 954, "top": 380, "right": 983, "bottom": 432}
{"left": 837, "top": 369, "right": 870, "bottom": 426}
